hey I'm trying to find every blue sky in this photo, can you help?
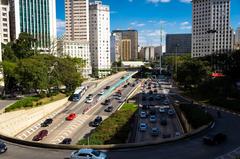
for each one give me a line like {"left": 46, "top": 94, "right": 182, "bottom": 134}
{"left": 56, "top": 0, "right": 240, "bottom": 46}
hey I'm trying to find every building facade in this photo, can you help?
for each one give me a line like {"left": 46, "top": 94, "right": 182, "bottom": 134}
{"left": 166, "top": 34, "right": 192, "bottom": 55}
{"left": 235, "top": 27, "right": 240, "bottom": 50}
{"left": 110, "top": 32, "right": 122, "bottom": 63}
{"left": 112, "top": 30, "right": 138, "bottom": 61}
{"left": 57, "top": 40, "right": 92, "bottom": 78}
{"left": 121, "top": 39, "right": 131, "bottom": 61}
{"left": 143, "top": 46, "right": 155, "bottom": 61}
{"left": 192, "top": 0, "right": 233, "bottom": 57}
{"left": 65, "top": 0, "right": 89, "bottom": 41}
{"left": 0, "top": 0, "right": 10, "bottom": 62}
{"left": 89, "top": 1, "right": 111, "bottom": 78}
{"left": 59, "top": 0, "right": 92, "bottom": 78}
{"left": 9, "top": 0, "right": 57, "bottom": 52}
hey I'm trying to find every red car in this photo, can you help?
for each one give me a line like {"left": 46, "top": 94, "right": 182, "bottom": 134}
{"left": 66, "top": 113, "right": 77, "bottom": 121}
{"left": 32, "top": 130, "right": 48, "bottom": 141}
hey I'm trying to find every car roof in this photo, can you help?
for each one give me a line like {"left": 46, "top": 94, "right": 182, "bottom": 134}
{"left": 78, "top": 149, "right": 94, "bottom": 154}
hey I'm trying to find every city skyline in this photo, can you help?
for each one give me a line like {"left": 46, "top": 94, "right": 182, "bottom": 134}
{"left": 56, "top": 0, "right": 240, "bottom": 46}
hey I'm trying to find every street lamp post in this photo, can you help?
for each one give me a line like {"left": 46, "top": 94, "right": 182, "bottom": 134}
{"left": 175, "top": 44, "right": 180, "bottom": 80}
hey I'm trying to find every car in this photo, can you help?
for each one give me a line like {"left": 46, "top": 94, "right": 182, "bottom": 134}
{"left": 32, "top": 130, "right": 48, "bottom": 141}
{"left": 131, "top": 83, "right": 136, "bottom": 87}
{"left": 168, "top": 109, "right": 175, "bottom": 116}
{"left": 115, "top": 95, "right": 122, "bottom": 100}
{"left": 147, "top": 86, "right": 151, "bottom": 89}
{"left": 162, "top": 133, "right": 171, "bottom": 138}
{"left": 163, "top": 100, "right": 169, "bottom": 105}
{"left": 160, "top": 118, "right": 167, "bottom": 126}
{"left": 41, "top": 118, "right": 53, "bottom": 127}
{"left": 120, "top": 76, "right": 125, "bottom": 79}
{"left": 139, "top": 123, "right": 147, "bottom": 132}
{"left": 90, "top": 116, "right": 103, "bottom": 127}
{"left": 60, "top": 138, "right": 72, "bottom": 145}
{"left": 105, "top": 86, "right": 110, "bottom": 90}
{"left": 87, "top": 94, "right": 94, "bottom": 99}
{"left": 151, "top": 127, "right": 160, "bottom": 137}
{"left": 123, "top": 85, "right": 128, "bottom": 88}
{"left": 203, "top": 133, "right": 227, "bottom": 145}
{"left": 66, "top": 113, "right": 77, "bottom": 121}
{"left": 0, "top": 140, "right": 7, "bottom": 153}
{"left": 98, "top": 90, "right": 105, "bottom": 95}
{"left": 175, "top": 132, "right": 181, "bottom": 137}
{"left": 149, "top": 90, "right": 153, "bottom": 94}
{"left": 154, "top": 89, "right": 158, "bottom": 93}
{"left": 142, "top": 105, "right": 150, "bottom": 110}
{"left": 102, "top": 99, "right": 111, "bottom": 105}
{"left": 86, "top": 97, "right": 93, "bottom": 103}
{"left": 148, "top": 97, "right": 154, "bottom": 101}
{"left": 149, "top": 115, "right": 157, "bottom": 123}
{"left": 105, "top": 106, "right": 113, "bottom": 112}
{"left": 140, "top": 111, "right": 147, "bottom": 118}
{"left": 149, "top": 109, "right": 157, "bottom": 115}
{"left": 159, "top": 107, "right": 166, "bottom": 113}
{"left": 70, "top": 149, "right": 108, "bottom": 159}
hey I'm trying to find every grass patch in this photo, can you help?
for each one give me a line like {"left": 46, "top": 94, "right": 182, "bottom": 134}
{"left": 78, "top": 103, "right": 137, "bottom": 145}
{"left": 179, "top": 103, "right": 213, "bottom": 129}
{"left": 5, "top": 93, "right": 67, "bottom": 112}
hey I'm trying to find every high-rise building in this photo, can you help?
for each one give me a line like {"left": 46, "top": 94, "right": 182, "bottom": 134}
{"left": 121, "top": 39, "right": 131, "bottom": 61}
{"left": 65, "top": 0, "right": 89, "bottom": 41}
{"left": 9, "top": 0, "right": 57, "bottom": 52}
{"left": 110, "top": 32, "right": 122, "bottom": 63}
{"left": 192, "top": 0, "right": 233, "bottom": 57}
{"left": 143, "top": 46, "right": 155, "bottom": 61}
{"left": 89, "top": 1, "right": 111, "bottom": 78}
{"left": 0, "top": 0, "right": 10, "bottom": 62}
{"left": 59, "top": 0, "right": 92, "bottom": 78}
{"left": 112, "top": 30, "right": 138, "bottom": 61}
{"left": 166, "top": 34, "right": 192, "bottom": 55}
{"left": 234, "top": 27, "right": 240, "bottom": 50}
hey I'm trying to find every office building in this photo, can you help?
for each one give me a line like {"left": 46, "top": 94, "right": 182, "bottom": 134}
{"left": 143, "top": 46, "right": 155, "bottom": 61}
{"left": 65, "top": 0, "right": 89, "bottom": 41}
{"left": 9, "top": 0, "right": 56, "bottom": 52}
{"left": 0, "top": 0, "right": 10, "bottom": 62}
{"left": 192, "top": 0, "right": 233, "bottom": 57}
{"left": 89, "top": 1, "right": 111, "bottom": 78}
{"left": 154, "top": 46, "right": 164, "bottom": 60}
{"left": 121, "top": 39, "right": 131, "bottom": 61}
{"left": 112, "top": 30, "right": 138, "bottom": 61}
{"left": 166, "top": 34, "right": 192, "bottom": 55}
{"left": 59, "top": 0, "right": 92, "bottom": 78}
{"left": 235, "top": 27, "right": 240, "bottom": 50}
{"left": 110, "top": 32, "right": 122, "bottom": 63}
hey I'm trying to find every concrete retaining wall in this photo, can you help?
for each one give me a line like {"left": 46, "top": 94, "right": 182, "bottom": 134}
{"left": 0, "top": 98, "right": 69, "bottom": 136}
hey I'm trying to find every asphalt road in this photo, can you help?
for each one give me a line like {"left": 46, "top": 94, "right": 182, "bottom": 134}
{"left": 18, "top": 72, "right": 137, "bottom": 144}
{"left": 135, "top": 80, "right": 183, "bottom": 143}
{"left": 1, "top": 94, "right": 240, "bottom": 159}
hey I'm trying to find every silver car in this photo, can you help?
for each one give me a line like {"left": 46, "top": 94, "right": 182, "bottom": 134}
{"left": 70, "top": 149, "right": 108, "bottom": 159}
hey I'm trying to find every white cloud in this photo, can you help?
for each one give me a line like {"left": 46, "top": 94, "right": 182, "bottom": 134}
{"left": 179, "top": 0, "right": 191, "bottom": 3}
{"left": 139, "top": 29, "right": 167, "bottom": 46}
{"left": 56, "top": 19, "right": 65, "bottom": 36}
{"left": 130, "top": 21, "right": 145, "bottom": 27}
{"left": 147, "top": 0, "right": 171, "bottom": 4}
{"left": 180, "top": 21, "right": 192, "bottom": 30}
{"left": 129, "top": 0, "right": 133, "bottom": 2}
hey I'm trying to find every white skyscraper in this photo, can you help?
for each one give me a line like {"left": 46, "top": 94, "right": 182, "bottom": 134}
{"left": 58, "top": 0, "right": 92, "bottom": 78}
{"left": 0, "top": 0, "right": 10, "bottom": 62}
{"left": 236, "top": 27, "right": 240, "bottom": 43}
{"left": 192, "top": 0, "right": 233, "bottom": 57}
{"left": 110, "top": 32, "right": 122, "bottom": 63}
{"left": 9, "top": 0, "right": 57, "bottom": 52}
{"left": 89, "top": 1, "right": 111, "bottom": 78}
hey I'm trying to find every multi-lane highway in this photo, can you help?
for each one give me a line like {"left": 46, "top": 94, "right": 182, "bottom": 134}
{"left": 2, "top": 91, "right": 240, "bottom": 159}
{"left": 135, "top": 79, "right": 183, "bottom": 143}
{"left": 15, "top": 71, "right": 138, "bottom": 145}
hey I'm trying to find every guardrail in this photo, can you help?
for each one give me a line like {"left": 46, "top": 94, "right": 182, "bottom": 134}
{"left": 0, "top": 115, "right": 214, "bottom": 150}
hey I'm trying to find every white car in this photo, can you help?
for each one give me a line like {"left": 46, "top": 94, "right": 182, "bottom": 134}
{"left": 168, "top": 109, "right": 175, "bottom": 116}
{"left": 139, "top": 123, "right": 147, "bottom": 132}
{"left": 159, "top": 107, "right": 165, "bottom": 113}
{"left": 86, "top": 97, "right": 93, "bottom": 103}
{"left": 70, "top": 149, "right": 108, "bottom": 159}
{"left": 140, "top": 111, "right": 147, "bottom": 118}
{"left": 115, "top": 95, "right": 122, "bottom": 100}
{"left": 98, "top": 90, "right": 104, "bottom": 95}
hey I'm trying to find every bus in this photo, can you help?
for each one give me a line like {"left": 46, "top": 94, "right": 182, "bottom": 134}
{"left": 71, "top": 86, "right": 87, "bottom": 102}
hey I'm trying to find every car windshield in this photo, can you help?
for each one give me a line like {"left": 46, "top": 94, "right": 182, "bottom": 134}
{"left": 91, "top": 150, "right": 101, "bottom": 156}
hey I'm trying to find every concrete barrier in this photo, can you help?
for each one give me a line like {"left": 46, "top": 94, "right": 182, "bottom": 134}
{"left": 0, "top": 98, "right": 69, "bottom": 136}
{"left": 0, "top": 121, "right": 214, "bottom": 150}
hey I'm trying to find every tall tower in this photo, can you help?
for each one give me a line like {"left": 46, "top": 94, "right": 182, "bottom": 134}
{"left": 192, "top": 0, "right": 233, "bottom": 58}
{"left": 89, "top": 1, "right": 111, "bottom": 78}
{"left": 9, "top": 0, "right": 57, "bottom": 52}
{"left": 65, "top": 0, "right": 89, "bottom": 41}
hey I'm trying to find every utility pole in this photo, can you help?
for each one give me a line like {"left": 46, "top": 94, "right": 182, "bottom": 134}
{"left": 159, "top": 24, "right": 163, "bottom": 76}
